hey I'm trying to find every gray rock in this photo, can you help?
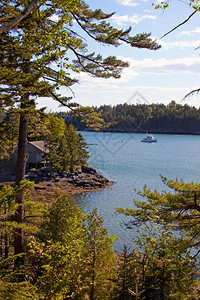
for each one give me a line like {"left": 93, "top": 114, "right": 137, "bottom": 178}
{"left": 81, "top": 165, "right": 97, "bottom": 174}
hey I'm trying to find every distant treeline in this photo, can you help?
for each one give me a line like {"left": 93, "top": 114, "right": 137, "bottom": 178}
{"left": 64, "top": 101, "right": 200, "bottom": 134}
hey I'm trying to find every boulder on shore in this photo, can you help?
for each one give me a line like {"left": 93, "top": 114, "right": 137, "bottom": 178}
{"left": 0, "top": 166, "right": 114, "bottom": 196}
{"left": 33, "top": 165, "right": 113, "bottom": 193}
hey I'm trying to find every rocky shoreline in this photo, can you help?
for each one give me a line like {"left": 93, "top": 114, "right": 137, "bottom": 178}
{"left": 0, "top": 165, "right": 114, "bottom": 198}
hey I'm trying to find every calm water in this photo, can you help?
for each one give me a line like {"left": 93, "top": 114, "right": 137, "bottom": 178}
{"left": 76, "top": 132, "right": 200, "bottom": 251}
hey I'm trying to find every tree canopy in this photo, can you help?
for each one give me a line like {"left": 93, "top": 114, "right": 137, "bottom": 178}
{"left": 0, "top": 0, "right": 160, "bottom": 255}
{"left": 0, "top": 0, "right": 160, "bottom": 111}
{"left": 116, "top": 176, "right": 200, "bottom": 258}
{"left": 65, "top": 102, "right": 200, "bottom": 134}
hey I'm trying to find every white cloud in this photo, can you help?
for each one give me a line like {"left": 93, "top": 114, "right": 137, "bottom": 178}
{"left": 45, "top": 56, "right": 200, "bottom": 109}
{"left": 120, "top": 56, "right": 200, "bottom": 75}
{"left": 153, "top": 0, "right": 165, "bottom": 5}
{"left": 76, "top": 56, "right": 200, "bottom": 87}
{"left": 144, "top": 9, "right": 153, "bottom": 13}
{"left": 111, "top": 13, "right": 156, "bottom": 25}
{"left": 121, "top": 85, "right": 194, "bottom": 92}
{"left": 180, "top": 27, "right": 200, "bottom": 36}
{"left": 116, "top": 0, "right": 139, "bottom": 7}
{"left": 158, "top": 39, "right": 200, "bottom": 50}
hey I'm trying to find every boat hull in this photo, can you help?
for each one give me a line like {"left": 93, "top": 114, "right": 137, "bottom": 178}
{"left": 141, "top": 140, "right": 157, "bottom": 143}
{"left": 141, "top": 135, "right": 157, "bottom": 143}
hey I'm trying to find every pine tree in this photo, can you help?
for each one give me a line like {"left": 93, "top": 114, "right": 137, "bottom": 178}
{"left": 114, "top": 219, "right": 198, "bottom": 299}
{"left": 84, "top": 208, "right": 117, "bottom": 300}
{"left": 117, "top": 176, "right": 200, "bottom": 255}
{"left": 0, "top": 0, "right": 160, "bottom": 256}
{"left": 38, "top": 192, "right": 87, "bottom": 298}
{"left": 114, "top": 245, "right": 134, "bottom": 300}
{"left": 116, "top": 177, "right": 200, "bottom": 298}
{"left": 46, "top": 119, "right": 89, "bottom": 172}
{"left": 36, "top": 193, "right": 117, "bottom": 299}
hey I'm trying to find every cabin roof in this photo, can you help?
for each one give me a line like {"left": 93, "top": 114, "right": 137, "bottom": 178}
{"left": 28, "top": 141, "right": 49, "bottom": 153}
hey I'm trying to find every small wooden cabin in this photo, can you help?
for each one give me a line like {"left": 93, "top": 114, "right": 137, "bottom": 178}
{"left": 26, "top": 141, "right": 49, "bottom": 166}
{"left": 13, "top": 141, "right": 49, "bottom": 167}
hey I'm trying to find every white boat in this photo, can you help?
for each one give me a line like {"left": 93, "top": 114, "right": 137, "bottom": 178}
{"left": 141, "top": 135, "right": 157, "bottom": 143}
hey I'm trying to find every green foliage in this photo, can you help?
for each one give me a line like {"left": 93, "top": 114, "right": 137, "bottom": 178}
{"left": 0, "top": 179, "right": 39, "bottom": 264}
{"left": 84, "top": 208, "right": 117, "bottom": 299}
{"left": 153, "top": 1, "right": 169, "bottom": 10}
{"left": 0, "top": 280, "right": 38, "bottom": 300}
{"left": 116, "top": 177, "right": 200, "bottom": 298}
{"left": 0, "top": 110, "right": 19, "bottom": 160}
{"left": 40, "top": 191, "right": 84, "bottom": 244}
{"left": 0, "top": 0, "right": 160, "bottom": 113}
{"left": 72, "top": 106, "right": 105, "bottom": 130}
{"left": 153, "top": 0, "right": 200, "bottom": 11}
{"left": 116, "top": 176, "right": 200, "bottom": 253}
{"left": 37, "top": 193, "right": 117, "bottom": 299}
{"left": 114, "top": 220, "right": 198, "bottom": 300}
{"left": 65, "top": 102, "right": 200, "bottom": 133}
{"left": 46, "top": 119, "right": 89, "bottom": 171}
{"left": 0, "top": 180, "right": 35, "bottom": 235}
{"left": 38, "top": 194, "right": 80, "bottom": 298}
{"left": 0, "top": 180, "right": 44, "bottom": 299}
{"left": 114, "top": 245, "right": 135, "bottom": 300}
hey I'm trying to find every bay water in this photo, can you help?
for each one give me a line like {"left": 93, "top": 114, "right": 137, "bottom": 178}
{"left": 76, "top": 132, "right": 200, "bottom": 251}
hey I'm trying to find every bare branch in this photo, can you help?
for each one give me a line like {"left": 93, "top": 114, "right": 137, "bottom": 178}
{"left": 188, "top": 230, "right": 200, "bottom": 246}
{"left": 161, "top": 10, "right": 197, "bottom": 39}
{"left": 182, "top": 88, "right": 200, "bottom": 101}
{"left": 0, "top": 0, "right": 38, "bottom": 34}
{"left": 192, "top": 249, "right": 200, "bottom": 259}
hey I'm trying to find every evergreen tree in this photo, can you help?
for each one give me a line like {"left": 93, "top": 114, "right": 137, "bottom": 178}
{"left": 84, "top": 208, "right": 117, "bottom": 300}
{"left": 65, "top": 102, "right": 200, "bottom": 133}
{"left": 0, "top": 0, "right": 160, "bottom": 255}
{"left": 36, "top": 194, "right": 117, "bottom": 299}
{"left": 38, "top": 192, "right": 87, "bottom": 299}
{"left": 116, "top": 177, "right": 200, "bottom": 298}
{"left": 0, "top": 110, "right": 19, "bottom": 160}
{"left": 117, "top": 176, "right": 200, "bottom": 255}
{"left": 114, "top": 218, "right": 199, "bottom": 299}
{"left": 46, "top": 118, "right": 89, "bottom": 172}
{"left": 114, "top": 245, "right": 134, "bottom": 300}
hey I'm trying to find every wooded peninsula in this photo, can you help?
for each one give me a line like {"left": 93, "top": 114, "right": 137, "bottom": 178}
{"left": 64, "top": 101, "right": 200, "bottom": 134}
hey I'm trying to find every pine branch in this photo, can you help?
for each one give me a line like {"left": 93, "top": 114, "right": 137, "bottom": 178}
{"left": 0, "top": 0, "right": 38, "bottom": 34}
{"left": 49, "top": 92, "right": 100, "bottom": 128}
{"left": 188, "top": 230, "right": 200, "bottom": 246}
{"left": 67, "top": 44, "right": 108, "bottom": 74}
{"left": 182, "top": 88, "right": 200, "bottom": 100}
{"left": 71, "top": 12, "right": 98, "bottom": 42}
{"left": 49, "top": 91, "right": 83, "bottom": 119}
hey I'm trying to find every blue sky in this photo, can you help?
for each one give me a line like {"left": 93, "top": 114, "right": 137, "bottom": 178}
{"left": 38, "top": 0, "right": 200, "bottom": 111}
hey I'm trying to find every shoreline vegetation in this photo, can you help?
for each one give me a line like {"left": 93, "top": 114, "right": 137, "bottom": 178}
{"left": 85, "top": 129, "right": 200, "bottom": 135}
{"left": 64, "top": 101, "right": 200, "bottom": 135}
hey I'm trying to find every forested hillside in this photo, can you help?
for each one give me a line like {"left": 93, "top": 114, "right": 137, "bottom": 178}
{"left": 65, "top": 101, "right": 200, "bottom": 134}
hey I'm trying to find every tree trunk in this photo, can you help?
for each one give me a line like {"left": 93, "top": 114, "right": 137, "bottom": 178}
{"left": 5, "top": 233, "right": 9, "bottom": 259}
{"left": 0, "top": 232, "right": 3, "bottom": 257}
{"left": 5, "top": 209, "right": 9, "bottom": 259}
{"left": 90, "top": 248, "right": 96, "bottom": 300}
{"left": 14, "top": 107, "right": 28, "bottom": 256}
